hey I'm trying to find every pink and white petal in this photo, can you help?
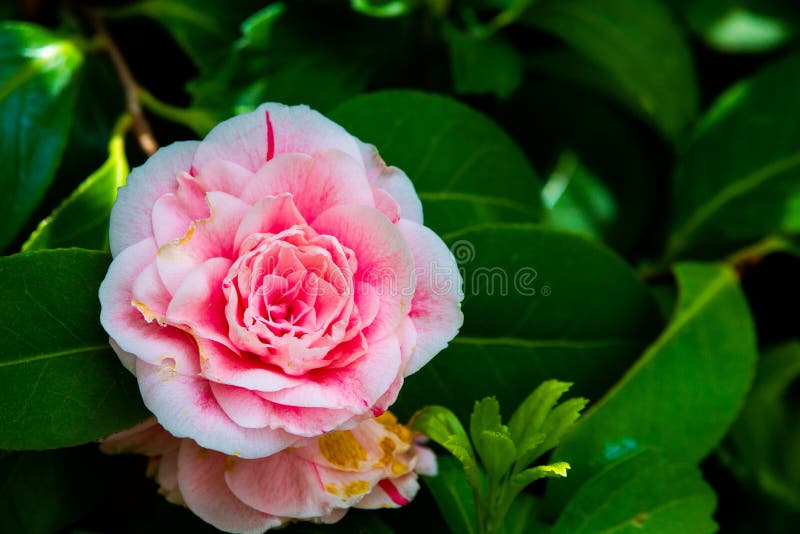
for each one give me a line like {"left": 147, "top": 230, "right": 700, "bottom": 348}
{"left": 260, "top": 334, "right": 401, "bottom": 411}
{"left": 131, "top": 262, "right": 171, "bottom": 322}
{"left": 318, "top": 508, "right": 348, "bottom": 524}
{"left": 177, "top": 440, "right": 283, "bottom": 534}
{"left": 196, "top": 338, "right": 302, "bottom": 392}
{"left": 243, "top": 150, "right": 373, "bottom": 221}
{"left": 397, "top": 219, "right": 464, "bottom": 376}
{"left": 109, "top": 338, "right": 137, "bottom": 374}
{"left": 194, "top": 159, "right": 255, "bottom": 197}
{"left": 137, "top": 360, "right": 298, "bottom": 458}
{"left": 413, "top": 444, "right": 438, "bottom": 476}
{"left": 355, "top": 140, "right": 423, "bottom": 223}
{"left": 156, "top": 448, "right": 183, "bottom": 505}
{"left": 312, "top": 205, "right": 415, "bottom": 341}
{"left": 233, "top": 193, "right": 309, "bottom": 252}
{"left": 225, "top": 452, "right": 333, "bottom": 519}
{"left": 314, "top": 465, "right": 384, "bottom": 509}
{"left": 372, "top": 187, "right": 401, "bottom": 223}
{"left": 157, "top": 192, "right": 249, "bottom": 293}
{"left": 210, "top": 382, "right": 272, "bottom": 429}
{"left": 166, "top": 257, "right": 233, "bottom": 349}
{"left": 355, "top": 475, "right": 420, "bottom": 509}
{"left": 99, "top": 238, "right": 200, "bottom": 375}
{"left": 110, "top": 141, "right": 198, "bottom": 257}
{"left": 100, "top": 417, "right": 179, "bottom": 456}
{"left": 192, "top": 103, "right": 361, "bottom": 173}
{"left": 151, "top": 193, "right": 194, "bottom": 248}
{"left": 249, "top": 400, "right": 359, "bottom": 437}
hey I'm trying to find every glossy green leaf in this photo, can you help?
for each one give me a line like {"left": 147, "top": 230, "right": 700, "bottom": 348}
{"left": 724, "top": 342, "right": 800, "bottom": 510}
{"left": 666, "top": 52, "right": 800, "bottom": 260}
{"left": 546, "top": 263, "right": 757, "bottom": 510}
{"left": 0, "top": 249, "right": 150, "bottom": 449}
{"left": 423, "top": 455, "right": 479, "bottom": 534}
{"left": 331, "top": 91, "right": 542, "bottom": 235}
{"left": 552, "top": 450, "right": 717, "bottom": 533}
{"left": 671, "top": 0, "right": 800, "bottom": 53}
{"left": 23, "top": 116, "right": 129, "bottom": 251}
{"left": 189, "top": 3, "right": 397, "bottom": 127}
{"left": 445, "top": 24, "right": 523, "bottom": 99}
{"left": 393, "top": 225, "right": 662, "bottom": 422}
{"left": 522, "top": 0, "right": 698, "bottom": 140}
{"left": 0, "top": 22, "right": 83, "bottom": 251}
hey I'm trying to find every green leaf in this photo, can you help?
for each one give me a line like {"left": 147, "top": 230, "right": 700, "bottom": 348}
{"left": 393, "top": 225, "right": 662, "bottom": 423}
{"left": 0, "top": 22, "right": 83, "bottom": 251}
{"left": 189, "top": 3, "right": 395, "bottom": 126}
{"left": 330, "top": 91, "right": 543, "bottom": 235}
{"left": 423, "top": 455, "right": 479, "bottom": 534}
{"left": 0, "top": 249, "right": 150, "bottom": 449}
{"left": 22, "top": 115, "right": 129, "bottom": 251}
{"left": 113, "top": 0, "right": 258, "bottom": 72}
{"left": 666, "top": 52, "right": 800, "bottom": 260}
{"left": 541, "top": 152, "right": 618, "bottom": 241}
{"left": 445, "top": 24, "right": 523, "bottom": 99}
{"left": 351, "top": 0, "right": 414, "bottom": 18}
{"left": 546, "top": 263, "right": 757, "bottom": 510}
{"left": 508, "top": 380, "right": 572, "bottom": 447}
{"left": 500, "top": 493, "right": 548, "bottom": 534}
{"left": 470, "top": 397, "right": 504, "bottom": 439}
{"left": 476, "top": 430, "right": 517, "bottom": 482}
{"left": 671, "top": 0, "right": 800, "bottom": 53}
{"left": 552, "top": 450, "right": 717, "bottom": 533}
{"left": 521, "top": 0, "right": 698, "bottom": 140}
{"left": 511, "top": 462, "right": 570, "bottom": 490}
{"left": 724, "top": 342, "right": 800, "bottom": 509}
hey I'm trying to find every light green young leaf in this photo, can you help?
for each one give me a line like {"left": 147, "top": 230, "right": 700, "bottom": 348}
{"left": 470, "top": 397, "right": 504, "bottom": 440}
{"left": 511, "top": 462, "right": 570, "bottom": 491}
{"left": 23, "top": 115, "right": 130, "bottom": 252}
{"left": 476, "top": 430, "right": 517, "bottom": 482}
{"left": 351, "top": 0, "right": 414, "bottom": 18}
{"left": 508, "top": 380, "right": 572, "bottom": 450}
{"left": 444, "top": 433, "right": 483, "bottom": 491}
{"left": 523, "top": 397, "right": 588, "bottom": 465}
{"left": 412, "top": 405, "right": 471, "bottom": 448}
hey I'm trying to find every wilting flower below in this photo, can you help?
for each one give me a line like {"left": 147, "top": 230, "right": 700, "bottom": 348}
{"left": 101, "top": 413, "right": 436, "bottom": 533}
{"left": 99, "top": 103, "right": 463, "bottom": 458}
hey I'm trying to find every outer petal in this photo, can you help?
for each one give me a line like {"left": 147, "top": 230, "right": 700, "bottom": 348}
{"left": 195, "top": 338, "right": 302, "bottom": 392}
{"left": 192, "top": 103, "right": 361, "bottom": 173}
{"left": 110, "top": 141, "right": 199, "bottom": 257}
{"left": 241, "top": 150, "right": 374, "bottom": 220}
{"left": 397, "top": 219, "right": 464, "bottom": 376}
{"left": 210, "top": 382, "right": 272, "bottom": 429}
{"left": 260, "top": 334, "right": 402, "bottom": 411}
{"left": 100, "top": 417, "right": 180, "bottom": 456}
{"left": 136, "top": 360, "right": 298, "bottom": 458}
{"left": 177, "top": 440, "right": 283, "bottom": 534}
{"left": 356, "top": 141, "right": 423, "bottom": 224}
{"left": 194, "top": 159, "right": 255, "bottom": 197}
{"left": 355, "top": 475, "right": 420, "bottom": 509}
{"left": 225, "top": 452, "right": 332, "bottom": 519}
{"left": 312, "top": 205, "right": 415, "bottom": 341}
{"left": 99, "top": 238, "right": 200, "bottom": 375}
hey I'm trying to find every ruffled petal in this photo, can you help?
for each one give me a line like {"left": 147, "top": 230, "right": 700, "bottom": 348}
{"left": 177, "top": 440, "right": 283, "bottom": 533}
{"left": 396, "top": 219, "right": 463, "bottom": 375}
{"left": 110, "top": 141, "right": 198, "bottom": 256}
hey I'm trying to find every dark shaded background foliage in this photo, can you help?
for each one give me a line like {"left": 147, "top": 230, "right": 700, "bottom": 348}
{"left": 2, "top": 0, "right": 800, "bottom": 532}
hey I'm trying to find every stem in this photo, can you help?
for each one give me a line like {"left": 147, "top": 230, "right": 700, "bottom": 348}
{"left": 139, "top": 88, "right": 217, "bottom": 135}
{"left": 87, "top": 10, "right": 158, "bottom": 156}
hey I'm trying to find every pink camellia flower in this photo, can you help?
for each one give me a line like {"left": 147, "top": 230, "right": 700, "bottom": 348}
{"left": 102, "top": 412, "right": 436, "bottom": 533}
{"left": 99, "top": 103, "right": 463, "bottom": 458}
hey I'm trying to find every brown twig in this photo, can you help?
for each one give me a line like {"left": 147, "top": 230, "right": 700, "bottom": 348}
{"left": 88, "top": 10, "right": 158, "bottom": 156}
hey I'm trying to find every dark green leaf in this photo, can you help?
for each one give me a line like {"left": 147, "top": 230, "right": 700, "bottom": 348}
{"left": 671, "top": 0, "right": 800, "bottom": 53}
{"left": 0, "top": 22, "right": 83, "bottom": 251}
{"left": 0, "top": 249, "right": 150, "bottom": 449}
{"left": 23, "top": 116, "right": 129, "bottom": 251}
{"left": 393, "top": 225, "right": 662, "bottom": 423}
{"left": 500, "top": 493, "right": 548, "bottom": 534}
{"left": 724, "top": 342, "right": 800, "bottom": 509}
{"left": 666, "top": 52, "right": 800, "bottom": 260}
{"left": 423, "top": 455, "right": 479, "bottom": 534}
{"left": 445, "top": 24, "right": 523, "bottom": 99}
{"left": 546, "top": 263, "right": 757, "bottom": 510}
{"left": 522, "top": 0, "right": 698, "bottom": 140}
{"left": 331, "top": 91, "right": 542, "bottom": 235}
{"left": 112, "top": 0, "right": 258, "bottom": 72}
{"left": 552, "top": 450, "right": 717, "bottom": 533}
